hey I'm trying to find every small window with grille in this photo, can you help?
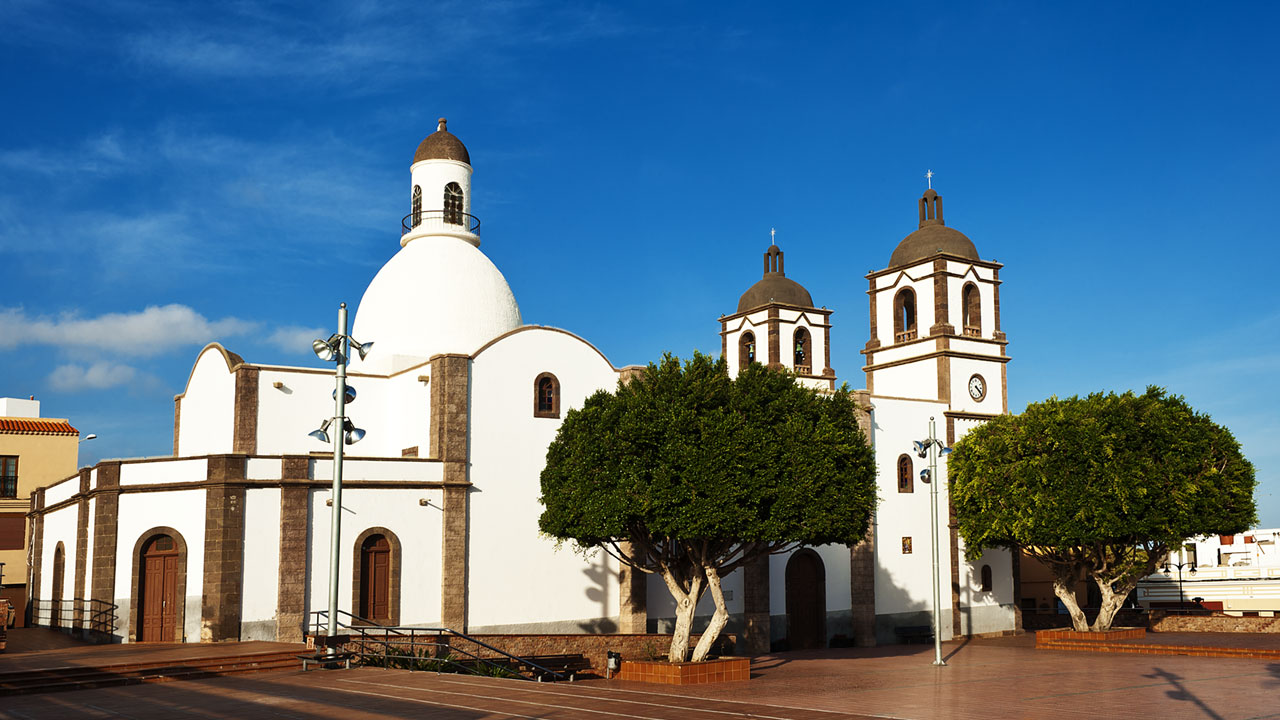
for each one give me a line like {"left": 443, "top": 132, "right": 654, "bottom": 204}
{"left": 0, "top": 456, "right": 16, "bottom": 498}
{"left": 444, "top": 182, "right": 464, "bottom": 226}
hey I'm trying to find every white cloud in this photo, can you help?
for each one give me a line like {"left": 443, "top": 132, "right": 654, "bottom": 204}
{"left": 266, "top": 325, "right": 329, "bottom": 354}
{"left": 48, "top": 362, "right": 138, "bottom": 391}
{"left": 0, "top": 305, "right": 258, "bottom": 356}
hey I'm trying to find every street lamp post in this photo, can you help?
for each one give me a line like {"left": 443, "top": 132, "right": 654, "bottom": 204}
{"left": 310, "top": 303, "right": 372, "bottom": 657}
{"left": 1163, "top": 560, "right": 1197, "bottom": 611}
{"left": 914, "top": 417, "right": 952, "bottom": 667}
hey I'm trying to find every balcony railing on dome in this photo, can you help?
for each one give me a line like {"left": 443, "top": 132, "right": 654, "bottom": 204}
{"left": 401, "top": 210, "right": 481, "bottom": 237}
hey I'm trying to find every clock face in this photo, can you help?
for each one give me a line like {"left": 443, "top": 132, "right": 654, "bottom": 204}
{"left": 968, "top": 374, "right": 987, "bottom": 401}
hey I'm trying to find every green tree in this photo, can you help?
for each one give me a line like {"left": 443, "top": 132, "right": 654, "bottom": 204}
{"left": 538, "top": 353, "right": 876, "bottom": 661}
{"left": 949, "top": 387, "right": 1256, "bottom": 632}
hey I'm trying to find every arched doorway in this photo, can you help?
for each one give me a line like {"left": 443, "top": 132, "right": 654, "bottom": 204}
{"left": 138, "top": 534, "right": 179, "bottom": 642}
{"left": 51, "top": 542, "right": 65, "bottom": 628}
{"left": 359, "top": 534, "right": 392, "bottom": 623}
{"left": 785, "top": 549, "right": 826, "bottom": 650}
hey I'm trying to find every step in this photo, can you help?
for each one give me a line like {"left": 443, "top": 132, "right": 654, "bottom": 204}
{"left": 0, "top": 653, "right": 301, "bottom": 696}
{"left": 1037, "top": 640, "right": 1280, "bottom": 660}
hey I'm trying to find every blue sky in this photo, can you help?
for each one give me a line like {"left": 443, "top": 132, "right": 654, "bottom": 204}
{"left": 2, "top": 2, "right": 1277, "bottom": 525}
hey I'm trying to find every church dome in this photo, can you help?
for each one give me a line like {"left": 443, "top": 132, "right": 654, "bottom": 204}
{"left": 737, "top": 244, "right": 814, "bottom": 312}
{"left": 888, "top": 188, "right": 980, "bottom": 268}
{"left": 414, "top": 118, "right": 471, "bottom": 165}
{"left": 352, "top": 235, "right": 520, "bottom": 368}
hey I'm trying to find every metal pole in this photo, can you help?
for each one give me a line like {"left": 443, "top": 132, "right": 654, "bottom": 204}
{"left": 929, "top": 417, "right": 946, "bottom": 666}
{"left": 325, "top": 303, "right": 350, "bottom": 654}
{"left": 1177, "top": 565, "right": 1185, "bottom": 611}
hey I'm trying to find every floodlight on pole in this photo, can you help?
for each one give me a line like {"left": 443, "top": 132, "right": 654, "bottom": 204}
{"left": 307, "top": 304, "right": 373, "bottom": 659}
{"left": 913, "top": 417, "right": 952, "bottom": 667}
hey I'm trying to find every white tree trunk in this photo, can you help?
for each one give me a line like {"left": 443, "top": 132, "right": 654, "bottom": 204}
{"left": 662, "top": 570, "right": 703, "bottom": 662}
{"left": 1050, "top": 575, "right": 1090, "bottom": 632}
{"left": 690, "top": 566, "right": 730, "bottom": 662}
{"left": 1090, "top": 577, "right": 1128, "bottom": 632}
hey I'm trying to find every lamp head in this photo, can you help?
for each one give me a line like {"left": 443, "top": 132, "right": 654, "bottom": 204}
{"left": 342, "top": 419, "right": 365, "bottom": 445}
{"left": 913, "top": 440, "right": 927, "bottom": 458}
{"left": 312, "top": 334, "right": 341, "bottom": 362}
{"left": 939, "top": 446, "right": 953, "bottom": 457}
{"left": 308, "top": 418, "right": 332, "bottom": 444}
{"left": 82, "top": 433, "right": 97, "bottom": 442}
{"left": 351, "top": 339, "right": 374, "bottom": 361}
{"left": 333, "top": 385, "right": 357, "bottom": 404}
{"left": 920, "top": 468, "right": 931, "bottom": 484}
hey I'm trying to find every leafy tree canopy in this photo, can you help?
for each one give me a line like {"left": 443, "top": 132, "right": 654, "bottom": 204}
{"left": 950, "top": 386, "right": 1255, "bottom": 630}
{"left": 539, "top": 353, "right": 875, "bottom": 659}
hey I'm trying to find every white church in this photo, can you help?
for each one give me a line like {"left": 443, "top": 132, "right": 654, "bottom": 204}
{"left": 26, "top": 120, "right": 1017, "bottom": 650}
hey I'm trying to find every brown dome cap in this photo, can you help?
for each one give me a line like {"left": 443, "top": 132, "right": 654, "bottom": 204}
{"left": 887, "top": 188, "right": 979, "bottom": 268}
{"left": 414, "top": 118, "right": 471, "bottom": 164}
{"left": 737, "top": 244, "right": 814, "bottom": 312}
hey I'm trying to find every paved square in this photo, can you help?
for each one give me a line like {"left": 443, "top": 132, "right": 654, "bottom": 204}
{"left": 3, "top": 637, "right": 1279, "bottom": 719}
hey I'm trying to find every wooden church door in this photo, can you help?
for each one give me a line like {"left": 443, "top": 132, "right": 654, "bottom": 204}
{"left": 360, "top": 535, "right": 391, "bottom": 622}
{"left": 140, "top": 535, "right": 178, "bottom": 642}
{"left": 785, "top": 550, "right": 827, "bottom": 650}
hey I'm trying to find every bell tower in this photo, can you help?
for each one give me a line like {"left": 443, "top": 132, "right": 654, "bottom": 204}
{"left": 403, "top": 118, "right": 480, "bottom": 247}
{"left": 862, "top": 187, "right": 1009, "bottom": 423}
{"left": 721, "top": 239, "right": 834, "bottom": 391}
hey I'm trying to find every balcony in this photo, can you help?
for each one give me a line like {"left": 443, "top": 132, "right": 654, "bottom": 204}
{"left": 795, "top": 364, "right": 812, "bottom": 375}
{"left": 401, "top": 210, "right": 481, "bottom": 238}
{"left": 963, "top": 325, "right": 982, "bottom": 338}
{"left": 894, "top": 329, "right": 918, "bottom": 343}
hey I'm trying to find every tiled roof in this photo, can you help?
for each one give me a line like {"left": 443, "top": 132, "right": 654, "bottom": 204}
{"left": 0, "top": 418, "right": 80, "bottom": 436}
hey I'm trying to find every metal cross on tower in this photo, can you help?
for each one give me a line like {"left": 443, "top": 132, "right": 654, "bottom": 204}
{"left": 770, "top": 227, "right": 776, "bottom": 245}
{"left": 926, "top": 169, "right": 934, "bottom": 189}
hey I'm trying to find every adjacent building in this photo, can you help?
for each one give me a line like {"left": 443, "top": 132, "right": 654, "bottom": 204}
{"left": 0, "top": 397, "right": 81, "bottom": 627}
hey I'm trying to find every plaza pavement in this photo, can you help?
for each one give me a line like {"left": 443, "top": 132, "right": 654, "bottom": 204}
{"left": 2, "top": 633, "right": 1279, "bottom": 719}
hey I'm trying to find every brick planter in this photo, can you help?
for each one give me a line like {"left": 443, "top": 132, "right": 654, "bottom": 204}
{"left": 1036, "top": 627, "right": 1145, "bottom": 645}
{"left": 615, "top": 657, "right": 749, "bottom": 685}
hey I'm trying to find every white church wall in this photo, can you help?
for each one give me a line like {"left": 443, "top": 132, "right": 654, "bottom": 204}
{"left": 240, "top": 487, "right": 281, "bottom": 640}
{"left": 466, "top": 328, "right": 622, "bottom": 632}
{"left": 42, "top": 474, "right": 79, "bottom": 506}
{"left": 306, "top": 487, "right": 443, "bottom": 627}
{"left": 871, "top": 359, "right": 940, "bottom": 400}
{"left": 309, "top": 458, "right": 442, "bottom": 483}
{"left": 256, "top": 368, "right": 348, "bottom": 456}
{"left": 386, "top": 365, "right": 432, "bottom": 457}
{"left": 245, "top": 457, "right": 280, "bottom": 480}
{"left": 38, "top": 504, "right": 77, "bottom": 602}
{"left": 957, "top": 545, "right": 1016, "bottom": 636}
{"left": 177, "top": 347, "right": 236, "bottom": 456}
{"left": 119, "top": 458, "right": 207, "bottom": 487}
{"left": 868, "top": 396, "right": 954, "bottom": 641}
{"left": 114, "top": 489, "right": 206, "bottom": 642}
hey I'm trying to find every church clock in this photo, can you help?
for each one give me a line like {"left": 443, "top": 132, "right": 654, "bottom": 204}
{"left": 968, "top": 374, "right": 987, "bottom": 401}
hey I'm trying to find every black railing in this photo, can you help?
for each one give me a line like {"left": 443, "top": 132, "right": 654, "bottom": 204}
{"left": 401, "top": 210, "right": 481, "bottom": 236}
{"left": 29, "top": 597, "right": 118, "bottom": 636}
{"left": 309, "top": 609, "right": 569, "bottom": 681}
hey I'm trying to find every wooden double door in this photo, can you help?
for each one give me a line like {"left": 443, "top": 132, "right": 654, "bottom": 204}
{"left": 360, "top": 534, "right": 391, "bottom": 622}
{"left": 139, "top": 535, "right": 179, "bottom": 642}
{"left": 785, "top": 550, "right": 827, "bottom": 650}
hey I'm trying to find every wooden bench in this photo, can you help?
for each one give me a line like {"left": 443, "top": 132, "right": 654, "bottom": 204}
{"left": 894, "top": 625, "right": 934, "bottom": 644}
{"left": 516, "top": 653, "right": 590, "bottom": 681}
{"left": 298, "top": 651, "right": 357, "bottom": 671}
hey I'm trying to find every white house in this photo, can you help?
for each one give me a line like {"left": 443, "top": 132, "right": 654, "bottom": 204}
{"left": 1138, "top": 529, "right": 1280, "bottom": 615}
{"left": 27, "top": 120, "right": 1019, "bottom": 649}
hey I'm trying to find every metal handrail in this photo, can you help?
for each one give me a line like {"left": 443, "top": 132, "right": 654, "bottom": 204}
{"left": 401, "top": 210, "right": 481, "bottom": 236}
{"left": 29, "top": 597, "right": 118, "bottom": 634}
{"left": 310, "top": 609, "right": 568, "bottom": 681}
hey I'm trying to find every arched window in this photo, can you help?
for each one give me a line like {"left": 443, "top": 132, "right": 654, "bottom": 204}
{"left": 534, "top": 372, "right": 560, "bottom": 418}
{"left": 962, "top": 283, "right": 981, "bottom": 337}
{"left": 411, "top": 185, "right": 422, "bottom": 228}
{"left": 739, "top": 331, "right": 756, "bottom": 371}
{"left": 893, "top": 288, "right": 917, "bottom": 343}
{"left": 897, "top": 454, "right": 913, "bottom": 493}
{"left": 980, "top": 564, "right": 993, "bottom": 592}
{"left": 793, "top": 327, "right": 811, "bottom": 373}
{"left": 443, "top": 182, "right": 464, "bottom": 226}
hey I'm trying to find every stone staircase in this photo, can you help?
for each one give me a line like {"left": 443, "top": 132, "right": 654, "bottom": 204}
{"left": 0, "top": 648, "right": 301, "bottom": 696}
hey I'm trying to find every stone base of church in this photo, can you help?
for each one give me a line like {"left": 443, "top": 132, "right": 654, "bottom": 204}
{"left": 615, "top": 656, "right": 749, "bottom": 684}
